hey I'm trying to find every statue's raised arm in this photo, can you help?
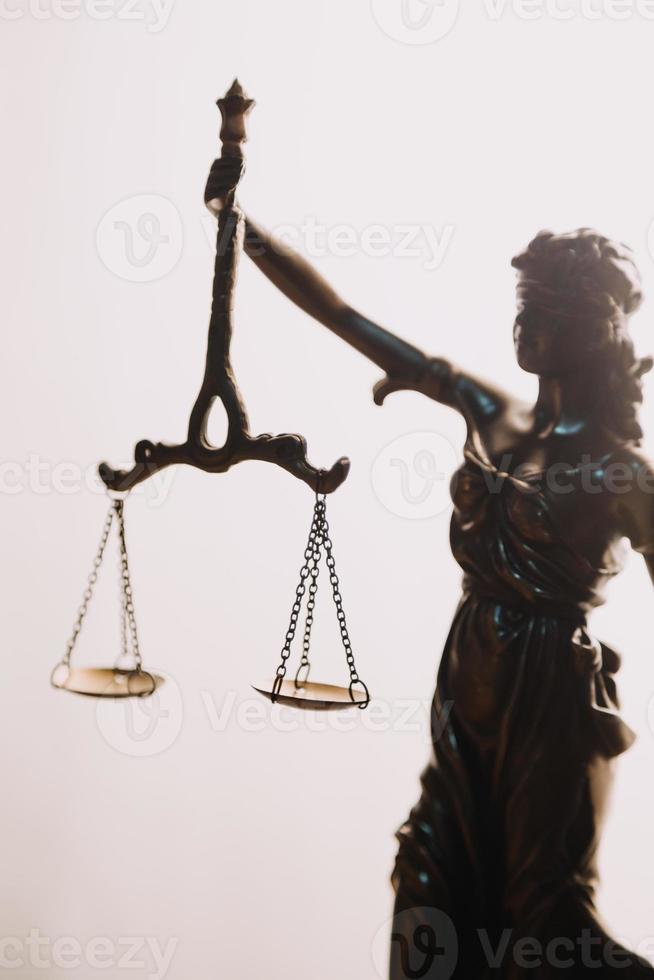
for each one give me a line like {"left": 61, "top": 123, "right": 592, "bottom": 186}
{"left": 205, "top": 158, "right": 511, "bottom": 432}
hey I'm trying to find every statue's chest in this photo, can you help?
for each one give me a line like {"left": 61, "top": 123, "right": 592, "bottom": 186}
{"left": 451, "top": 448, "right": 627, "bottom": 572}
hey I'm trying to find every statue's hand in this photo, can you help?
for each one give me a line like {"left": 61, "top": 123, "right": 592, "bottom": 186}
{"left": 204, "top": 157, "right": 245, "bottom": 215}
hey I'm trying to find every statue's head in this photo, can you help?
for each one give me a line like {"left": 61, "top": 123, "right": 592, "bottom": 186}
{"left": 512, "top": 229, "right": 641, "bottom": 375}
{"left": 511, "top": 229, "right": 651, "bottom": 442}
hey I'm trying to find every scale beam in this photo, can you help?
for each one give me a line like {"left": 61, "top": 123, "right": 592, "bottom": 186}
{"left": 99, "top": 80, "right": 349, "bottom": 496}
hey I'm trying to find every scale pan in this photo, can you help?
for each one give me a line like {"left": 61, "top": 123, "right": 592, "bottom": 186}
{"left": 51, "top": 665, "right": 163, "bottom": 698}
{"left": 252, "top": 678, "right": 369, "bottom": 711}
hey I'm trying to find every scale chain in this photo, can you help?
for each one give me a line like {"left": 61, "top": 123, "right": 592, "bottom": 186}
{"left": 272, "top": 493, "right": 369, "bottom": 708}
{"left": 119, "top": 518, "right": 130, "bottom": 665}
{"left": 61, "top": 497, "right": 143, "bottom": 675}
{"left": 271, "top": 499, "right": 322, "bottom": 699}
{"left": 296, "top": 498, "right": 324, "bottom": 688}
{"left": 321, "top": 507, "right": 369, "bottom": 706}
{"left": 115, "top": 499, "right": 142, "bottom": 671}
{"left": 62, "top": 502, "right": 116, "bottom": 666}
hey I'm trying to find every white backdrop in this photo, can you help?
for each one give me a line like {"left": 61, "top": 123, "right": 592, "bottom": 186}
{"left": 2, "top": 1, "right": 654, "bottom": 977}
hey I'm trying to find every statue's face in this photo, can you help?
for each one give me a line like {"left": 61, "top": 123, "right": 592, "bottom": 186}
{"left": 513, "top": 303, "right": 595, "bottom": 376}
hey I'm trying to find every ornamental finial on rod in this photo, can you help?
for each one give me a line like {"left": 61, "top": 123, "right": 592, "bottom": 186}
{"left": 217, "top": 79, "right": 255, "bottom": 159}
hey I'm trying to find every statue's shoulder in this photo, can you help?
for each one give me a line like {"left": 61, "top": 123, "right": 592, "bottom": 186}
{"left": 605, "top": 444, "right": 654, "bottom": 554}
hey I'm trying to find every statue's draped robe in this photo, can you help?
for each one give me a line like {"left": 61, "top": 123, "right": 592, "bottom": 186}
{"left": 390, "top": 427, "right": 653, "bottom": 979}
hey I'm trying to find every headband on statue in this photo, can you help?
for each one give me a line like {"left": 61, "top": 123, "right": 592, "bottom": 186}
{"left": 512, "top": 229, "right": 642, "bottom": 339}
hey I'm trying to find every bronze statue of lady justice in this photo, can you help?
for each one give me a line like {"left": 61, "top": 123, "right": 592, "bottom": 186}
{"left": 58, "top": 81, "right": 653, "bottom": 975}
{"left": 206, "top": 101, "right": 654, "bottom": 976}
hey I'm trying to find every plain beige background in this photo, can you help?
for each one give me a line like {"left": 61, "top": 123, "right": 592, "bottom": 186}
{"left": 2, "top": 0, "right": 654, "bottom": 976}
